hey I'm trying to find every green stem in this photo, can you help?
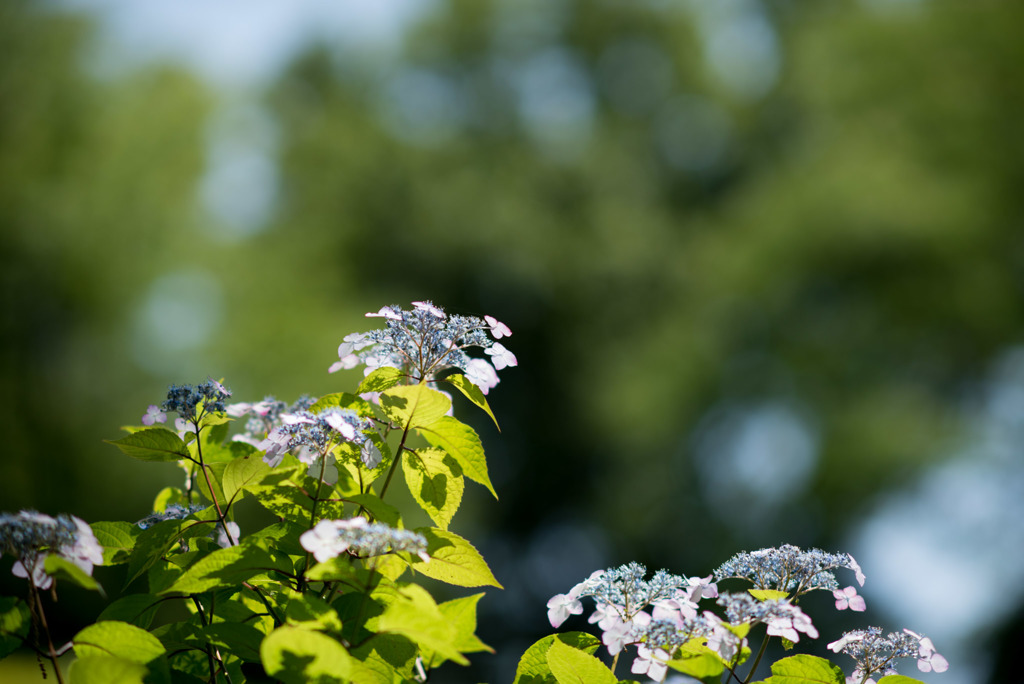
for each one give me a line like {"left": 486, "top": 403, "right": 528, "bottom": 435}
{"left": 302, "top": 450, "right": 331, "bottom": 589}
{"left": 378, "top": 423, "right": 411, "bottom": 504}
{"left": 742, "top": 633, "right": 771, "bottom": 684}
{"left": 191, "top": 597, "right": 218, "bottom": 684}
{"left": 351, "top": 557, "right": 380, "bottom": 640}
{"left": 29, "top": 580, "right": 66, "bottom": 684}
{"left": 243, "top": 583, "right": 282, "bottom": 626}
{"left": 193, "top": 419, "right": 237, "bottom": 547}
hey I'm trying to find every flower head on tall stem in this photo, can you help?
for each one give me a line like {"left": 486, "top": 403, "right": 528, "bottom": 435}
{"left": 0, "top": 510, "right": 102, "bottom": 590}
{"left": 547, "top": 563, "right": 718, "bottom": 665}
{"left": 299, "top": 517, "right": 429, "bottom": 563}
{"left": 827, "top": 626, "right": 947, "bottom": 681}
{"left": 160, "top": 379, "right": 233, "bottom": 428}
{"left": 714, "top": 544, "right": 865, "bottom": 598}
{"left": 329, "top": 302, "right": 515, "bottom": 395}
{"left": 259, "top": 406, "right": 377, "bottom": 469}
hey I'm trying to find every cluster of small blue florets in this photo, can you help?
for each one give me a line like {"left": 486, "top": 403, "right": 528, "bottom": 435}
{"left": 576, "top": 562, "right": 690, "bottom": 610}
{"left": 833, "top": 627, "right": 918, "bottom": 669}
{"left": 643, "top": 614, "right": 712, "bottom": 650}
{"left": 275, "top": 408, "right": 372, "bottom": 452}
{"left": 344, "top": 523, "right": 428, "bottom": 559}
{"left": 713, "top": 544, "right": 861, "bottom": 595}
{"left": 162, "top": 380, "right": 232, "bottom": 422}
{"left": 233, "top": 395, "right": 316, "bottom": 439}
{"left": 827, "top": 626, "right": 948, "bottom": 680}
{"left": 300, "top": 517, "right": 430, "bottom": 563}
{"left": 0, "top": 510, "right": 77, "bottom": 557}
{"left": 365, "top": 310, "right": 491, "bottom": 379}
{"left": 330, "top": 302, "right": 515, "bottom": 394}
{"left": 716, "top": 592, "right": 792, "bottom": 624}
{"left": 135, "top": 503, "right": 206, "bottom": 530}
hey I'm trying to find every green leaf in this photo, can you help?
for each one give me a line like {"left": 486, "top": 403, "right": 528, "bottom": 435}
{"left": 222, "top": 455, "right": 271, "bottom": 505}
{"left": 69, "top": 655, "right": 150, "bottom": 684}
{"left": 418, "top": 415, "right": 497, "bottom": 499}
{"left": 306, "top": 556, "right": 360, "bottom": 583}
{"left": 161, "top": 541, "right": 291, "bottom": 595}
{"left": 91, "top": 521, "right": 141, "bottom": 566}
{"left": 74, "top": 620, "right": 166, "bottom": 664}
{"left": 546, "top": 639, "right": 617, "bottom": 684}
{"left": 311, "top": 392, "right": 377, "bottom": 418}
{"left": 374, "top": 553, "right": 411, "bottom": 583}
{"left": 410, "top": 528, "right": 502, "bottom": 588}
{"left": 514, "top": 632, "right": 601, "bottom": 684}
{"left": 749, "top": 589, "right": 789, "bottom": 601}
{"left": 357, "top": 367, "right": 405, "bottom": 394}
{"left": 247, "top": 463, "right": 314, "bottom": 524}
{"left": 380, "top": 384, "right": 452, "bottom": 429}
{"left": 0, "top": 597, "right": 30, "bottom": 659}
{"left": 125, "top": 511, "right": 218, "bottom": 588}
{"left": 261, "top": 626, "right": 354, "bottom": 684}
{"left": 44, "top": 555, "right": 103, "bottom": 594}
{"left": 377, "top": 584, "right": 467, "bottom": 665}
{"left": 877, "top": 677, "right": 927, "bottom": 684}
{"left": 345, "top": 493, "right": 401, "bottom": 526}
{"left": 349, "top": 633, "right": 418, "bottom": 684}
{"left": 153, "top": 487, "right": 189, "bottom": 512}
{"left": 194, "top": 461, "right": 228, "bottom": 510}
{"left": 667, "top": 649, "right": 724, "bottom": 679}
{"left": 195, "top": 437, "right": 254, "bottom": 465}
{"left": 423, "top": 593, "right": 492, "bottom": 668}
{"left": 106, "top": 428, "right": 190, "bottom": 463}
{"left": 202, "top": 622, "right": 265, "bottom": 662}
{"left": 441, "top": 373, "right": 500, "bottom": 429}
{"left": 760, "top": 654, "right": 845, "bottom": 684}
{"left": 402, "top": 447, "right": 464, "bottom": 530}
{"left": 285, "top": 594, "right": 343, "bottom": 633}
{"left": 97, "top": 594, "right": 162, "bottom": 629}
{"left": 440, "top": 593, "right": 491, "bottom": 653}
{"left": 246, "top": 521, "right": 308, "bottom": 557}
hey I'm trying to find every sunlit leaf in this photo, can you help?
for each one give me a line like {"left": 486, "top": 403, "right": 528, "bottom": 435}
{"left": 380, "top": 384, "right": 451, "bottom": 429}
{"left": 546, "top": 639, "right": 617, "bottom": 684}
{"left": 441, "top": 373, "right": 500, "bottom": 429}
{"left": 418, "top": 415, "right": 496, "bottom": 499}
{"left": 106, "top": 428, "right": 189, "bottom": 463}
{"left": 402, "top": 446, "right": 464, "bottom": 529}
{"left": 73, "top": 620, "right": 165, "bottom": 664}
{"left": 260, "top": 626, "right": 354, "bottom": 684}
{"left": 91, "top": 521, "right": 141, "bottom": 566}
{"left": 409, "top": 528, "right": 501, "bottom": 588}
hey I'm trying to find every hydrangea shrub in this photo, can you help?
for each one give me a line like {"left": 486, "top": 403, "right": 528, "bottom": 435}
{"left": 0, "top": 302, "right": 946, "bottom": 684}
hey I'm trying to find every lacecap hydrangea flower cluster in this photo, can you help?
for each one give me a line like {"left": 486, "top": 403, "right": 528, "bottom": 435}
{"left": 135, "top": 503, "right": 240, "bottom": 550}
{"left": 329, "top": 301, "right": 515, "bottom": 393}
{"left": 0, "top": 510, "right": 103, "bottom": 590}
{"left": 547, "top": 545, "right": 944, "bottom": 683}
{"left": 142, "top": 379, "right": 234, "bottom": 440}
{"left": 828, "top": 627, "right": 948, "bottom": 683}
{"left": 300, "top": 516, "right": 429, "bottom": 564}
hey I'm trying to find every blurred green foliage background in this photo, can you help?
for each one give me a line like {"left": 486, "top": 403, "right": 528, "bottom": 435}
{"left": 2, "top": 0, "right": 1023, "bottom": 681}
